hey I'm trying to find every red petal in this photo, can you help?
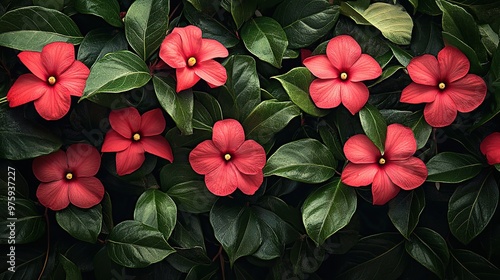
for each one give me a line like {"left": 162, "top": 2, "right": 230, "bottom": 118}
{"left": 384, "top": 158, "right": 427, "bottom": 191}
{"left": 172, "top": 25, "right": 202, "bottom": 58}
{"left": 446, "top": 74, "right": 487, "bottom": 113}
{"left": 423, "top": 93, "right": 457, "bottom": 128}
{"left": 309, "top": 79, "right": 342, "bottom": 109}
{"left": 197, "top": 38, "right": 229, "bottom": 62}
{"left": 7, "top": 74, "right": 48, "bottom": 107}
{"left": 140, "top": 108, "right": 166, "bottom": 136}
{"left": 212, "top": 119, "right": 245, "bottom": 153}
{"left": 236, "top": 170, "right": 263, "bottom": 195}
{"left": 400, "top": 83, "right": 438, "bottom": 104}
{"left": 371, "top": 171, "right": 400, "bottom": 205}
{"left": 344, "top": 134, "right": 380, "bottom": 164}
{"left": 438, "top": 46, "right": 469, "bottom": 83}
{"left": 109, "top": 107, "right": 141, "bottom": 138}
{"left": 480, "top": 133, "right": 500, "bottom": 165}
{"left": 303, "top": 55, "right": 339, "bottom": 79}
{"left": 159, "top": 32, "right": 187, "bottom": 68}
{"left": 341, "top": 163, "right": 379, "bottom": 187}
{"left": 33, "top": 86, "right": 71, "bottom": 120}
{"left": 195, "top": 60, "right": 227, "bottom": 88}
{"left": 101, "top": 130, "right": 131, "bottom": 152}
{"left": 407, "top": 54, "right": 440, "bottom": 86}
{"left": 340, "top": 81, "right": 369, "bottom": 115}
{"left": 326, "top": 35, "right": 361, "bottom": 70}
{"left": 175, "top": 67, "right": 200, "bottom": 92}
{"left": 66, "top": 143, "right": 101, "bottom": 177}
{"left": 58, "top": 60, "right": 90, "bottom": 97}
{"left": 233, "top": 140, "right": 266, "bottom": 175}
{"left": 141, "top": 135, "right": 173, "bottom": 162}
{"left": 41, "top": 42, "right": 75, "bottom": 76}
{"left": 115, "top": 143, "right": 145, "bottom": 176}
{"left": 18, "top": 51, "right": 48, "bottom": 80}
{"left": 189, "top": 140, "right": 224, "bottom": 174}
{"left": 32, "top": 150, "right": 67, "bottom": 182}
{"left": 384, "top": 124, "right": 417, "bottom": 161}
{"left": 68, "top": 177, "right": 105, "bottom": 208}
{"left": 204, "top": 164, "right": 239, "bottom": 196}
{"left": 36, "top": 181, "right": 70, "bottom": 211}
{"left": 349, "top": 54, "right": 382, "bottom": 82}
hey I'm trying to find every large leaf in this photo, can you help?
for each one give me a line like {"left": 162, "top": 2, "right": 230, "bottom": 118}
{"left": 134, "top": 189, "right": 177, "bottom": 240}
{"left": 241, "top": 17, "right": 288, "bottom": 68}
{"left": 388, "top": 188, "right": 425, "bottom": 239}
{"left": 448, "top": 171, "right": 498, "bottom": 244}
{"left": 77, "top": 28, "right": 128, "bottom": 67}
{"left": 55, "top": 205, "right": 102, "bottom": 243}
{"left": 426, "top": 152, "right": 482, "bottom": 183}
{"left": 124, "top": 0, "right": 169, "bottom": 61}
{"left": 264, "top": 139, "right": 336, "bottom": 184}
{"left": 359, "top": 103, "right": 387, "bottom": 153}
{"left": 74, "top": 0, "right": 122, "bottom": 27}
{"left": 302, "top": 178, "right": 357, "bottom": 246}
{"left": 274, "top": 0, "right": 339, "bottom": 49}
{"left": 0, "top": 6, "right": 83, "bottom": 51}
{"left": 0, "top": 197, "right": 45, "bottom": 244}
{"left": 448, "top": 249, "right": 500, "bottom": 280}
{"left": 82, "top": 51, "right": 151, "bottom": 99}
{"left": 107, "top": 220, "right": 175, "bottom": 268}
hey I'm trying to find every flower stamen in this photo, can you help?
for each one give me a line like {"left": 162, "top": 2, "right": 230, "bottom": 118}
{"left": 48, "top": 76, "right": 56, "bottom": 85}
{"left": 133, "top": 133, "right": 141, "bottom": 141}
{"left": 224, "top": 154, "right": 231, "bottom": 161}
{"left": 438, "top": 82, "right": 446, "bottom": 90}
{"left": 65, "top": 172, "right": 73, "bottom": 180}
{"left": 378, "top": 158, "right": 386, "bottom": 165}
{"left": 340, "top": 72, "right": 348, "bottom": 80}
{"left": 187, "top": 57, "right": 197, "bottom": 67}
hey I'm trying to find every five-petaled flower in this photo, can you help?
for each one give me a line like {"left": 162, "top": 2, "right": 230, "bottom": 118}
{"left": 341, "top": 124, "right": 428, "bottom": 205}
{"left": 101, "top": 107, "right": 173, "bottom": 176}
{"left": 7, "top": 42, "right": 90, "bottom": 120}
{"left": 33, "top": 143, "right": 105, "bottom": 211}
{"left": 159, "top": 25, "right": 229, "bottom": 92}
{"left": 480, "top": 132, "right": 500, "bottom": 165}
{"left": 303, "top": 35, "right": 382, "bottom": 115}
{"left": 189, "top": 119, "right": 266, "bottom": 196}
{"left": 400, "top": 46, "right": 487, "bottom": 128}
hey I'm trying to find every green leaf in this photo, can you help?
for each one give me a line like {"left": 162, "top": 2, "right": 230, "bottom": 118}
{"left": 0, "top": 198, "right": 45, "bottom": 244}
{"left": 448, "top": 171, "right": 499, "bottom": 244}
{"left": 404, "top": 111, "right": 432, "bottom": 149}
{"left": 221, "top": 0, "right": 256, "bottom": 29}
{"left": 107, "top": 220, "right": 175, "bottom": 268}
{"left": 33, "top": 0, "right": 64, "bottom": 10}
{"left": 134, "top": 189, "right": 177, "bottom": 240}
{"left": 0, "top": 6, "right": 83, "bottom": 51}
{"left": 388, "top": 188, "right": 425, "bottom": 239}
{"left": 124, "top": 0, "right": 169, "bottom": 61}
{"left": 341, "top": 2, "right": 413, "bottom": 45}
{"left": 167, "top": 247, "right": 211, "bottom": 273}
{"left": 442, "top": 31, "right": 485, "bottom": 75}
{"left": 192, "top": 91, "right": 223, "bottom": 131}
{"left": 56, "top": 205, "right": 102, "bottom": 243}
{"left": 77, "top": 28, "right": 128, "bottom": 67}
{"left": 359, "top": 103, "right": 387, "bottom": 153}
{"left": 405, "top": 227, "right": 450, "bottom": 279}
{"left": 290, "top": 238, "right": 325, "bottom": 275}
{"left": 59, "top": 254, "right": 82, "bottom": 280}
{"left": 153, "top": 75, "right": 193, "bottom": 135}
{"left": 241, "top": 17, "right": 288, "bottom": 68}
{"left": 170, "top": 213, "right": 206, "bottom": 251}
{"left": 426, "top": 152, "right": 482, "bottom": 183}
{"left": 210, "top": 198, "right": 262, "bottom": 266}
{"left": 185, "top": 263, "right": 219, "bottom": 280}
{"left": 449, "top": 249, "right": 500, "bottom": 280}
{"left": 273, "top": 67, "right": 328, "bottom": 117}
{"left": 369, "top": 65, "right": 404, "bottom": 87}
{"left": 264, "top": 139, "right": 336, "bottom": 183}
{"left": 387, "top": 42, "right": 413, "bottom": 67}
{"left": 82, "top": 51, "right": 151, "bottom": 99}
{"left": 318, "top": 121, "right": 346, "bottom": 161}
{"left": 302, "top": 178, "right": 357, "bottom": 246}
{"left": 274, "top": 0, "right": 340, "bottom": 49}
{"left": 74, "top": 0, "right": 122, "bottom": 27}
{"left": 243, "top": 100, "right": 301, "bottom": 145}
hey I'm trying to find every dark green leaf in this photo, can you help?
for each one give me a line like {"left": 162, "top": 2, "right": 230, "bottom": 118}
{"left": 290, "top": 238, "right": 325, "bottom": 275}
{"left": 170, "top": 213, "right": 206, "bottom": 251}
{"left": 221, "top": 0, "right": 256, "bottom": 29}
{"left": 405, "top": 227, "right": 449, "bottom": 279}
{"left": 59, "top": 254, "right": 82, "bottom": 280}
{"left": 257, "top": 195, "right": 304, "bottom": 232}
{"left": 369, "top": 65, "right": 404, "bottom": 87}
{"left": 404, "top": 111, "right": 432, "bottom": 149}
{"left": 56, "top": 205, "right": 102, "bottom": 243}
{"left": 387, "top": 42, "right": 413, "bottom": 67}
{"left": 426, "top": 152, "right": 482, "bottom": 183}
{"left": 448, "top": 249, "right": 500, "bottom": 280}
{"left": 77, "top": 28, "right": 128, "bottom": 67}
{"left": 33, "top": 0, "right": 64, "bottom": 10}
{"left": 318, "top": 121, "right": 346, "bottom": 160}
{"left": 192, "top": 91, "right": 223, "bottom": 131}
{"left": 359, "top": 103, "right": 387, "bottom": 153}
{"left": 134, "top": 189, "right": 177, "bottom": 239}
{"left": 0, "top": 197, "right": 45, "bottom": 244}
{"left": 411, "top": 15, "right": 444, "bottom": 56}
{"left": 185, "top": 263, "right": 219, "bottom": 280}
{"left": 167, "top": 247, "right": 211, "bottom": 273}
{"left": 165, "top": 127, "right": 211, "bottom": 148}
{"left": 74, "top": 0, "right": 122, "bottom": 27}
{"left": 388, "top": 188, "right": 425, "bottom": 239}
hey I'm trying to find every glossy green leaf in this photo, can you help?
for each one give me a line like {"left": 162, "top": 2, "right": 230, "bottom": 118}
{"left": 74, "top": 0, "right": 122, "bottom": 27}
{"left": 241, "top": 17, "right": 288, "bottom": 68}
{"left": 448, "top": 249, "right": 500, "bottom": 280}
{"left": 153, "top": 75, "right": 193, "bottom": 135}
{"left": 404, "top": 111, "right": 432, "bottom": 149}
{"left": 388, "top": 188, "right": 425, "bottom": 239}
{"left": 82, "top": 51, "right": 151, "bottom": 99}
{"left": 77, "top": 28, "right": 128, "bottom": 67}
{"left": 59, "top": 254, "right": 82, "bottom": 280}
{"left": 0, "top": 197, "right": 45, "bottom": 244}
{"left": 273, "top": 67, "right": 328, "bottom": 117}
{"left": 426, "top": 152, "right": 482, "bottom": 183}
{"left": 124, "top": 0, "right": 169, "bottom": 61}
{"left": 264, "top": 139, "right": 336, "bottom": 183}
{"left": 359, "top": 103, "right": 387, "bottom": 153}
{"left": 221, "top": 0, "right": 255, "bottom": 29}
{"left": 0, "top": 6, "right": 83, "bottom": 51}
{"left": 448, "top": 171, "right": 498, "bottom": 244}
{"left": 107, "top": 220, "right": 175, "bottom": 268}
{"left": 302, "top": 178, "right": 357, "bottom": 246}
{"left": 56, "top": 205, "right": 102, "bottom": 243}
{"left": 318, "top": 121, "right": 346, "bottom": 161}
{"left": 134, "top": 189, "right": 177, "bottom": 239}
{"left": 387, "top": 42, "right": 413, "bottom": 67}
{"left": 192, "top": 91, "right": 223, "bottom": 131}
{"left": 370, "top": 65, "right": 404, "bottom": 87}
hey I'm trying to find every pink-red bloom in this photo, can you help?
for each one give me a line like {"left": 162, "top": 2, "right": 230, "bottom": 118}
{"left": 33, "top": 143, "right": 104, "bottom": 211}
{"left": 101, "top": 107, "right": 173, "bottom": 176}
{"left": 341, "top": 124, "right": 428, "bottom": 205}
{"left": 7, "top": 42, "right": 90, "bottom": 120}
{"left": 303, "top": 35, "right": 382, "bottom": 114}
{"left": 189, "top": 119, "right": 266, "bottom": 196}
{"left": 159, "top": 25, "right": 229, "bottom": 92}
{"left": 400, "top": 46, "right": 487, "bottom": 128}
{"left": 480, "top": 132, "right": 500, "bottom": 165}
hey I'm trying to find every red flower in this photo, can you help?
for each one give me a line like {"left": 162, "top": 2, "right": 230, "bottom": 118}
{"left": 480, "top": 132, "right": 500, "bottom": 165}
{"left": 189, "top": 119, "right": 266, "bottom": 196}
{"left": 303, "top": 35, "right": 382, "bottom": 114}
{"left": 33, "top": 143, "right": 104, "bottom": 211}
{"left": 159, "top": 25, "right": 229, "bottom": 92}
{"left": 341, "top": 124, "right": 428, "bottom": 205}
{"left": 101, "top": 107, "right": 173, "bottom": 176}
{"left": 400, "top": 46, "right": 487, "bottom": 128}
{"left": 7, "top": 42, "right": 90, "bottom": 120}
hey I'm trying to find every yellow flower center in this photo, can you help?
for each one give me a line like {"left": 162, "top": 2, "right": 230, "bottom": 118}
{"left": 65, "top": 173, "right": 73, "bottom": 180}
{"left": 48, "top": 76, "right": 56, "bottom": 85}
{"left": 133, "top": 133, "right": 141, "bottom": 141}
{"left": 187, "top": 57, "right": 197, "bottom": 67}
{"left": 438, "top": 82, "right": 446, "bottom": 90}
{"left": 340, "top": 72, "right": 348, "bottom": 80}
{"left": 224, "top": 154, "right": 231, "bottom": 161}
{"left": 379, "top": 158, "right": 386, "bottom": 165}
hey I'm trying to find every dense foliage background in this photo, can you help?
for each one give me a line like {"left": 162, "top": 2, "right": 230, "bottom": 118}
{"left": 1, "top": 0, "right": 500, "bottom": 279}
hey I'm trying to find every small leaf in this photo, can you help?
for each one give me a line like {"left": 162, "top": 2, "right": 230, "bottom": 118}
{"left": 0, "top": 198, "right": 45, "bottom": 244}
{"left": 74, "top": 0, "right": 122, "bottom": 27}
{"left": 56, "top": 205, "right": 102, "bottom": 243}
{"left": 449, "top": 249, "right": 500, "bottom": 280}
{"left": 426, "top": 152, "right": 482, "bottom": 183}
{"left": 388, "top": 188, "right": 425, "bottom": 239}
{"left": 134, "top": 189, "right": 177, "bottom": 239}
{"left": 359, "top": 103, "right": 388, "bottom": 153}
